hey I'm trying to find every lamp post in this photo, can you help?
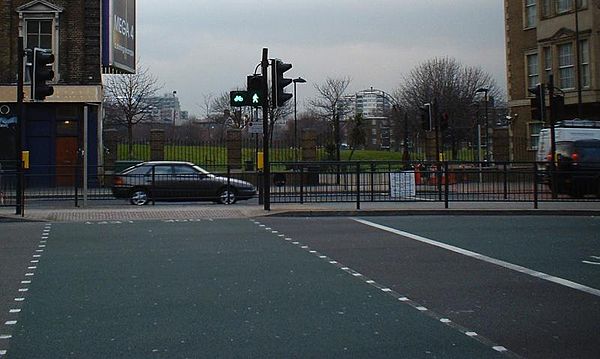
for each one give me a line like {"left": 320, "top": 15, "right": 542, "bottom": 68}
{"left": 574, "top": 0, "right": 583, "bottom": 117}
{"left": 293, "top": 77, "right": 306, "bottom": 162}
{"left": 475, "top": 87, "right": 489, "bottom": 162}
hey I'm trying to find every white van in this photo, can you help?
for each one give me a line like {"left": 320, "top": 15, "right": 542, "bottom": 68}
{"left": 536, "top": 119, "right": 600, "bottom": 162}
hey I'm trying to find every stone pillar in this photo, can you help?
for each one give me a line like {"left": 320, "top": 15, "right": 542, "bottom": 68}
{"left": 301, "top": 129, "right": 317, "bottom": 161}
{"left": 227, "top": 129, "right": 242, "bottom": 170}
{"left": 425, "top": 131, "right": 437, "bottom": 161}
{"left": 150, "top": 129, "right": 165, "bottom": 161}
{"left": 103, "top": 128, "right": 118, "bottom": 171}
{"left": 492, "top": 128, "right": 510, "bottom": 162}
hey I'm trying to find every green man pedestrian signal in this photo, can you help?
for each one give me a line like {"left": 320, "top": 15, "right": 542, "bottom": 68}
{"left": 247, "top": 75, "right": 265, "bottom": 107}
{"left": 271, "top": 59, "right": 293, "bottom": 108}
{"left": 30, "top": 48, "right": 55, "bottom": 101}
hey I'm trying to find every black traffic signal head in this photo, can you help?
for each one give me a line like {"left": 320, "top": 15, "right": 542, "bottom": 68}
{"left": 31, "top": 48, "right": 55, "bottom": 101}
{"left": 247, "top": 75, "right": 265, "bottom": 107}
{"left": 527, "top": 84, "right": 545, "bottom": 122}
{"left": 271, "top": 59, "right": 293, "bottom": 108}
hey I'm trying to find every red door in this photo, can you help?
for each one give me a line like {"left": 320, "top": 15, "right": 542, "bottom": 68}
{"left": 56, "top": 137, "right": 78, "bottom": 186}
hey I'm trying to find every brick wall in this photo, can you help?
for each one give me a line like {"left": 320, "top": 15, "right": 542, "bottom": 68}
{"left": 0, "top": 0, "right": 101, "bottom": 85}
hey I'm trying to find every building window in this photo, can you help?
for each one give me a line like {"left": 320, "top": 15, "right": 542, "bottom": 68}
{"left": 541, "top": 0, "right": 552, "bottom": 17}
{"left": 528, "top": 122, "right": 543, "bottom": 150}
{"left": 558, "top": 43, "right": 574, "bottom": 89}
{"left": 580, "top": 39, "right": 590, "bottom": 88}
{"left": 525, "top": 0, "right": 537, "bottom": 28}
{"left": 543, "top": 47, "right": 553, "bottom": 81}
{"left": 526, "top": 53, "right": 539, "bottom": 90}
{"left": 556, "top": 0, "right": 572, "bottom": 13}
{"left": 26, "top": 20, "right": 53, "bottom": 50}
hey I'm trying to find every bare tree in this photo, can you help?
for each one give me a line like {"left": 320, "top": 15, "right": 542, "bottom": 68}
{"left": 347, "top": 113, "right": 367, "bottom": 160}
{"left": 395, "top": 57, "right": 502, "bottom": 158}
{"left": 308, "top": 76, "right": 352, "bottom": 161}
{"left": 103, "top": 63, "right": 162, "bottom": 158}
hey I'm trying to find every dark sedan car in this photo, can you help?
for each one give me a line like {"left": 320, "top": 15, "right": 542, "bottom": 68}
{"left": 111, "top": 161, "right": 256, "bottom": 205}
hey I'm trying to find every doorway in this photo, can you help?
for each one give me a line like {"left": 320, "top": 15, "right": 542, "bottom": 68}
{"left": 56, "top": 137, "right": 78, "bottom": 186}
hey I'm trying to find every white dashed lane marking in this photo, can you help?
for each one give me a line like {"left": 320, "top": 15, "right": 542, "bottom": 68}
{"left": 251, "top": 220, "right": 519, "bottom": 358}
{"left": 1, "top": 224, "right": 53, "bottom": 358}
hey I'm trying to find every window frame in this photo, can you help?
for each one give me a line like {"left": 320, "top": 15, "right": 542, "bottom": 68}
{"left": 17, "top": 1, "right": 63, "bottom": 83}
{"left": 579, "top": 39, "right": 590, "bottom": 89}
{"left": 524, "top": 0, "right": 537, "bottom": 29}
{"left": 557, "top": 42, "right": 575, "bottom": 90}
{"left": 526, "top": 52, "right": 540, "bottom": 91}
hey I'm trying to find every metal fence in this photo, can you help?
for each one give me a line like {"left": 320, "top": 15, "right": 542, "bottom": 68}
{"left": 268, "top": 161, "right": 600, "bottom": 208}
{"left": 2, "top": 160, "right": 598, "bottom": 212}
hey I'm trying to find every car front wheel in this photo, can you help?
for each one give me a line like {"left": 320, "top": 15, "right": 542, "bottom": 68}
{"left": 218, "top": 187, "right": 237, "bottom": 205}
{"left": 130, "top": 188, "right": 150, "bottom": 205}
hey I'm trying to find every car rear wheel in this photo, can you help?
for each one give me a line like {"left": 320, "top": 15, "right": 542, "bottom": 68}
{"left": 218, "top": 187, "right": 237, "bottom": 205}
{"left": 130, "top": 188, "right": 150, "bottom": 205}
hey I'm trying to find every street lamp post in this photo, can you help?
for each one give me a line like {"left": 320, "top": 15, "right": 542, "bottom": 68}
{"left": 293, "top": 77, "right": 306, "bottom": 162}
{"left": 475, "top": 87, "right": 489, "bottom": 162}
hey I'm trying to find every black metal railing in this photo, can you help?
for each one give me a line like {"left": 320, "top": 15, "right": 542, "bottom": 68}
{"left": 3, "top": 160, "right": 599, "bottom": 212}
{"left": 268, "top": 160, "right": 600, "bottom": 208}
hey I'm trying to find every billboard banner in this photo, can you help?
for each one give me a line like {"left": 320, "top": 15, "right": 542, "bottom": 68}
{"left": 103, "top": 0, "right": 136, "bottom": 73}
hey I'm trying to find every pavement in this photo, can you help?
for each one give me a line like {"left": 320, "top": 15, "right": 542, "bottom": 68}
{"left": 1, "top": 200, "right": 600, "bottom": 222}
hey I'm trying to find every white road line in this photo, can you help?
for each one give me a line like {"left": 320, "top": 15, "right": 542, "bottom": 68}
{"left": 582, "top": 260, "right": 600, "bottom": 266}
{"left": 354, "top": 219, "right": 600, "bottom": 298}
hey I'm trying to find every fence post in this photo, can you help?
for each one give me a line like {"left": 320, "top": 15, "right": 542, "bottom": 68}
{"left": 227, "top": 164, "right": 232, "bottom": 204}
{"left": 300, "top": 164, "right": 304, "bottom": 204}
{"left": 533, "top": 162, "right": 538, "bottom": 209}
{"left": 370, "top": 162, "right": 375, "bottom": 202}
{"left": 503, "top": 163, "right": 508, "bottom": 200}
{"left": 444, "top": 161, "right": 449, "bottom": 208}
{"left": 151, "top": 166, "right": 156, "bottom": 206}
{"left": 356, "top": 162, "right": 361, "bottom": 210}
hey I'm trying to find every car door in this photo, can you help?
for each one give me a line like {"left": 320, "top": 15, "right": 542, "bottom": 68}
{"left": 172, "top": 164, "right": 205, "bottom": 200}
{"left": 150, "top": 165, "right": 174, "bottom": 199}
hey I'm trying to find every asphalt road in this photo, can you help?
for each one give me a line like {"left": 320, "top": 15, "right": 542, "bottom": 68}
{"left": 0, "top": 216, "right": 599, "bottom": 358}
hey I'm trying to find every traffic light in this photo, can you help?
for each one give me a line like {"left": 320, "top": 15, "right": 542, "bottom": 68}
{"left": 528, "top": 84, "right": 545, "bottom": 122}
{"left": 271, "top": 59, "right": 293, "bottom": 108}
{"left": 230, "top": 91, "right": 249, "bottom": 107}
{"left": 420, "top": 107, "right": 431, "bottom": 131}
{"left": 247, "top": 75, "right": 265, "bottom": 107}
{"left": 440, "top": 112, "right": 449, "bottom": 131}
{"left": 551, "top": 94, "right": 564, "bottom": 121}
{"left": 30, "top": 48, "right": 55, "bottom": 101}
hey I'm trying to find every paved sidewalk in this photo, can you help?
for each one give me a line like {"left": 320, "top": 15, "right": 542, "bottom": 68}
{"left": 1, "top": 200, "right": 600, "bottom": 222}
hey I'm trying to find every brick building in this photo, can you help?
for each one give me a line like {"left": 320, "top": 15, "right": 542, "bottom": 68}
{"left": 504, "top": 0, "right": 600, "bottom": 160}
{"left": 0, "top": 0, "right": 103, "bottom": 185}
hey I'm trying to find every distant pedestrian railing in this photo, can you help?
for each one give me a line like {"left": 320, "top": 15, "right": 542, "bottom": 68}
{"left": 2, "top": 160, "right": 598, "bottom": 212}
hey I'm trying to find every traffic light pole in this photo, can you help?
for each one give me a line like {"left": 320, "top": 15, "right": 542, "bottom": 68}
{"left": 548, "top": 75, "right": 557, "bottom": 199}
{"left": 16, "top": 37, "right": 24, "bottom": 216}
{"left": 261, "top": 48, "right": 270, "bottom": 211}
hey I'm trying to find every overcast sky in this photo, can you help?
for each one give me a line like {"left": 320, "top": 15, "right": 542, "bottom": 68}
{"left": 137, "top": 0, "right": 506, "bottom": 116}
